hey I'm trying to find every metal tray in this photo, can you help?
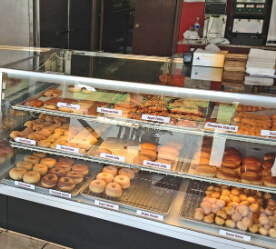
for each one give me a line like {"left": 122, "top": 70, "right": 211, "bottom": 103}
{"left": 81, "top": 171, "right": 181, "bottom": 215}
{"left": 179, "top": 180, "right": 276, "bottom": 243}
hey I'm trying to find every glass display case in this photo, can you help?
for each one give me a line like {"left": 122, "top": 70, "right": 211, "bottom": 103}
{"left": 0, "top": 49, "right": 276, "bottom": 249}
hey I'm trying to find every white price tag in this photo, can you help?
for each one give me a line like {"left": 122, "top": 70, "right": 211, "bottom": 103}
{"left": 205, "top": 122, "right": 238, "bottom": 133}
{"left": 15, "top": 181, "right": 35, "bottom": 190}
{"left": 272, "top": 157, "right": 276, "bottom": 177}
{"left": 95, "top": 200, "right": 119, "bottom": 210}
{"left": 56, "top": 144, "right": 79, "bottom": 154}
{"left": 136, "top": 210, "right": 164, "bottom": 221}
{"left": 141, "top": 114, "right": 170, "bottom": 124}
{"left": 100, "top": 153, "right": 125, "bottom": 162}
{"left": 15, "top": 137, "right": 36, "bottom": 146}
{"left": 97, "top": 107, "right": 123, "bottom": 116}
{"left": 49, "top": 189, "right": 71, "bottom": 198}
{"left": 261, "top": 130, "right": 276, "bottom": 137}
{"left": 57, "top": 102, "right": 80, "bottom": 110}
{"left": 219, "top": 230, "right": 251, "bottom": 242}
{"left": 143, "top": 160, "right": 171, "bottom": 170}
{"left": 209, "top": 136, "right": 226, "bottom": 167}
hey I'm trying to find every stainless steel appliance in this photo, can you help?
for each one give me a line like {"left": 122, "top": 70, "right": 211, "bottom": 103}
{"left": 203, "top": 0, "right": 228, "bottom": 40}
{"left": 267, "top": 0, "right": 276, "bottom": 46}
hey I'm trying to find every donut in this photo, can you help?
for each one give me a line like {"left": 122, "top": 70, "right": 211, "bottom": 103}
{"left": 43, "top": 88, "right": 62, "bottom": 97}
{"left": 133, "top": 155, "right": 150, "bottom": 165}
{"left": 9, "top": 167, "right": 27, "bottom": 180}
{"left": 105, "top": 182, "right": 122, "bottom": 198}
{"left": 66, "top": 171, "right": 84, "bottom": 184}
{"left": 72, "top": 164, "right": 89, "bottom": 175}
{"left": 68, "top": 85, "right": 81, "bottom": 93}
{"left": 96, "top": 172, "right": 114, "bottom": 183}
{"left": 37, "top": 140, "right": 51, "bottom": 148}
{"left": 140, "top": 143, "right": 157, "bottom": 152}
{"left": 23, "top": 99, "right": 44, "bottom": 108}
{"left": 40, "top": 158, "right": 56, "bottom": 168}
{"left": 139, "top": 149, "right": 157, "bottom": 161}
{"left": 89, "top": 179, "right": 106, "bottom": 194}
{"left": 23, "top": 171, "right": 41, "bottom": 184}
{"left": 24, "top": 155, "right": 40, "bottom": 164}
{"left": 58, "top": 157, "right": 75, "bottom": 165}
{"left": 48, "top": 168, "right": 66, "bottom": 178}
{"left": 118, "top": 168, "right": 135, "bottom": 180}
{"left": 58, "top": 177, "right": 75, "bottom": 191}
{"left": 56, "top": 161, "right": 71, "bottom": 172}
{"left": 94, "top": 148, "right": 112, "bottom": 157}
{"left": 16, "top": 161, "right": 33, "bottom": 171}
{"left": 114, "top": 175, "right": 130, "bottom": 189}
{"left": 41, "top": 174, "right": 58, "bottom": 188}
{"left": 33, "top": 164, "right": 48, "bottom": 176}
{"left": 32, "top": 152, "right": 47, "bottom": 158}
{"left": 102, "top": 165, "right": 118, "bottom": 176}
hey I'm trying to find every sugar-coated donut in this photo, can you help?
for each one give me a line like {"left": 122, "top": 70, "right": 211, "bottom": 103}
{"left": 48, "top": 168, "right": 66, "bottom": 178}
{"left": 40, "top": 158, "right": 56, "bottom": 168}
{"left": 72, "top": 164, "right": 89, "bottom": 175}
{"left": 105, "top": 182, "right": 122, "bottom": 198}
{"left": 89, "top": 179, "right": 106, "bottom": 194}
{"left": 16, "top": 161, "right": 33, "bottom": 171}
{"left": 41, "top": 174, "right": 58, "bottom": 188}
{"left": 9, "top": 167, "right": 27, "bottom": 180}
{"left": 33, "top": 152, "right": 47, "bottom": 158}
{"left": 118, "top": 168, "right": 135, "bottom": 180}
{"left": 114, "top": 175, "right": 130, "bottom": 189}
{"left": 58, "top": 177, "right": 75, "bottom": 191}
{"left": 103, "top": 165, "right": 118, "bottom": 176}
{"left": 33, "top": 164, "right": 48, "bottom": 176}
{"left": 96, "top": 172, "right": 114, "bottom": 183}
{"left": 66, "top": 171, "right": 84, "bottom": 184}
{"left": 23, "top": 171, "right": 41, "bottom": 184}
{"left": 56, "top": 161, "right": 71, "bottom": 172}
{"left": 24, "top": 155, "right": 40, "bottom": 164}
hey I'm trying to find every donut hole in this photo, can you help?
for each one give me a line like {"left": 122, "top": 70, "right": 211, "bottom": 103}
{"left": 64, "top": 178, "right": 70, "bottom": 183}
{"left": 49, "top": 176, "right": 54, "bottom": 180}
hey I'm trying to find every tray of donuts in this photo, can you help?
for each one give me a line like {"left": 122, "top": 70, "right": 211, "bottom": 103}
{"left": 81, "top": 166, "right": 181, "bottom": 215}
{"left": 4, "top": 152, "right": 102, "bottom": 197}
{"left": 180, "top": 180, "right": 276, "bottom": 241}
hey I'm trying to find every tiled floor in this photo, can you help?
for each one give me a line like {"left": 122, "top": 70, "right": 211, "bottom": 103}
{"left": 0, "top": 229, "right": 72, "bottom": 249}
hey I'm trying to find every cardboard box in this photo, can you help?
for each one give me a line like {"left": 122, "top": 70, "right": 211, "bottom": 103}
{"left": 192, "top": 49, "right": 228, "bottom": 67}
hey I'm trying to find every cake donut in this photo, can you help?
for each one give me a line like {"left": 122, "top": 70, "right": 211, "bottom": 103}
{"left": 23, "top": 171, "right": 41, "bottom": 184}
{"left": 103, "top": 165, "right": 118, "bottom": 176}
{"left": 105, "top": 182, "right": 122, "bottom": 198}
{"left": 33, "top": 164, "right": 48, "bottom": 176}
{"left": 9, "top": 167, "right": 27, "bottom": 180}
{"left": 40, "top": 158, "right": 56, "bottom": 168}
{"left": 41, "top": 174, "right": 58, "bottom": 188}
{"left": 59, "top": 157, "right": 75, "bottom": 165}
{"left": 16, "top": 161, "right": 33, "bottom": 171}
{"left": 56, "top": 161, "right": 71, "bottom": 172}
{"left": 118, "top": 168, "right": 135, "bottom": 180}
{"left": 72, "top": 164, "right": 89, "bottom": 175}
{"left": 96, "top": 172, "right": 114, "bottom": 183}
{"left": 49, "top": 168, "right": 66, "bottom": 178}
{"left": 114, "top": 175, "right": 130, "bottom": 189}
{"left": 58, "top": 177, "right": 75, "bottom": 191}
{"left": 66, "top": 171, "right": 84, "bottom": 184}
{"left": 89, "top": 179, "right": 106, "bottom": 194}
{"left": 33, "top": 152, "right": 47, "bottom": 158}
{"left": 24, "top": 155, "right": 40, "bottom": 164}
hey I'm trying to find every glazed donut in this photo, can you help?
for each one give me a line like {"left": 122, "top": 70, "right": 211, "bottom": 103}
{"left": 33, "top": 164, "right": 48, "bottom": 176}
{"left": 105, "top": 182, "right": 122, "bottom": 198}
{"left": 89, "top": 179, "right": 106, "bottom": 194}
{"left": 97, "top": 172, "right": 114, "bottom": 183}
{"left": 48, "top": 168, "right": 66, "bottom": 178}
{"left": 66, "top": 171, "right": 84, "bottom": 184}
{"left": 40, "top": 158, "right": 56, "bottom": 168}
{"left": 68, "top": 85, "right": 81, "bottom": 93}
{"left": 16, "top": 161, "right": 33, "bottom": 171}
{"left": 58, "top": 177, "right": 75, "bottom": 191}
{"left": 23, "top": 99, "right": 44, "bottom": 108}
{"left": 139, "top": 149, "right": 157, "bottom": 161}
{"left": 114, "top": 175, "right": 130, "bottom": 189}
{"left": 33, "top": 152, "right": 47, "bottom": 158}
{"left": 41, "top": 174, "right": 58, "bottom": 188}
{"left": 23, "top": 171, "right": 41, "bottom": 184}
{"left": 37, "top": 140, "right": 51, "bottom": 148}
{"left": 24, "top": 155, "right": 40, "bottom": 164}
{"left": 94, "top": 148, "right": 112, "bottom": 157}
{"left": 9, "top": 167, "right": 27, "bottom": 180}
{"left": 72, "top": 164, "right": 89, "bottom": 175}
{"left": 118, "top": 168, "right": 135, "bottom": 180}
{"left": 103, "top": 165, "right": 118, "bottom": 176}
{"left": 56, "top": 161, "right": 71, "bottom": 172}
{"left": 59, "top": 157, "right": 75, "bottom": 165}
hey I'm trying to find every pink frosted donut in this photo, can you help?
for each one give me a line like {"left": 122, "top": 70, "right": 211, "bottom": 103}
{"left": 102, "top": 165, "right": 118, "bottom": 176}
{"left": 114, "top": 175, "right": 130, "bottom": 189}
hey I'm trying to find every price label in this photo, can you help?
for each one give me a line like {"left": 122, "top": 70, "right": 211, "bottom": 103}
{"left": 205, "top": 122, "right": 238, "bottom": 133}
{"left": 136, "top": 210, "right": 164, "bottom": 221}
{"left": 143, "top": 160, "right": 171, "bottom": 170}
{"left": 95, "top": 200, "right": 119, "bottom": 210}
{"left": 57, "top": 102, "right": 80, "bottom": 110}
{"left": 100, "top": 153, "right": 125, "bottom": 162}
{"left": 15, "top": 137, "right": 36, "bottom": 146}
{"left": 261, "top": 130, "right": 276, "bottom": 137}
{"left": 209, "top": 136, "right": 226, "bottom": 167}
{"left": 97, "top": 107, "right": 122, "bottom": 116}
{"left": 49, "top": 189, "right": 71, "bottom": 198}
{"left": 141, "top": 114, "right": 170, "bottom": 124}
{"left": 272, "top": 158, "right": 276, "bottom": 177}
{"left": 56, "top": 144, "right": 79, "bottom": 154}
{"left": 15, "top": 181, "right": 35, "bottom": 190}
{"left": 219, "top": 230, "right": 251, "bottom": 242}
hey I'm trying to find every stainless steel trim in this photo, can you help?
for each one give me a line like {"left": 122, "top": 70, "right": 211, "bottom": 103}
{"left": 0, "top": 45, "right": 51, "bottom": 52}
{"left": 33, "top": 0, "right": 40, "bottom": 47}
{"left": 28, "top": 0, "right": 34, "bottom": 47}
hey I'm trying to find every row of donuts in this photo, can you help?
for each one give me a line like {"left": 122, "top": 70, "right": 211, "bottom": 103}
{"left": 89, "top": 166, "right": 136, "bottom": 198}
{"left": 9, "top": 152, "right": 89, "bottom": 192}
